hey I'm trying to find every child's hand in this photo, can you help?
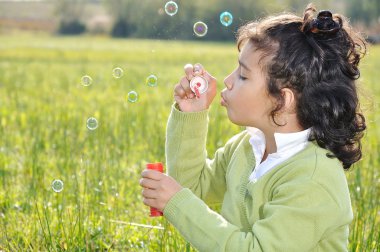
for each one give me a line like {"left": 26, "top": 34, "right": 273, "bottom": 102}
{"left": 139, "top": 170, "right": 183, "bottom": 212}
{"left": 174, "top": 63, "right": 217, "bottom": 112}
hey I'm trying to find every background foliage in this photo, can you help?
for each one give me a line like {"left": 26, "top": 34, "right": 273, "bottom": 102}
{"left": 51, "top": 0, "right": 380, "bottom": 39}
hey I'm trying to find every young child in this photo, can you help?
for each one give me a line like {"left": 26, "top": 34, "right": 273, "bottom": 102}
{"left": 140, "top": 4, "right": 366, "bottom": 251}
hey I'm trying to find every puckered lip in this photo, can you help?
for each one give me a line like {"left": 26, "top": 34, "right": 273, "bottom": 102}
{"left": 220, "top": 92, "right": 227, "bottom": 106}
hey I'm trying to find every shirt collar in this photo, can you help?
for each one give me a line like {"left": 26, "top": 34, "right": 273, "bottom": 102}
{"left": 273, "top": 129, "right": 311, "bottom": 156}
{"left": 246, "top": 127, "right": 311, "bottom": 159}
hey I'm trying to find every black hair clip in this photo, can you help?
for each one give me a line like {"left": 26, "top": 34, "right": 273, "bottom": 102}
{"left": 310, "top": 10, "right": 340, "bottom": 34}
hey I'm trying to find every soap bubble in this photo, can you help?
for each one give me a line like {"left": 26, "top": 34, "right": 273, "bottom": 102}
{"left": 146, "top": 74, "right": 158, "bottom": 87}
{"left": 220, "top": 11, "right": 233, "bottom": 27}
{"left": 81, "top": 75, "right": 92, "bottom": 86}
{"left": 52, "top": 179, "right": 64, "bottom": 193}
{"left": 127, "top": 91, "right": 138, "bottom": 103}
{"left": 112, "top": 67, "right": 124, "bottom": 78}
{"left": 165, "top": 1, "right": 178, "bottom": 16}
{"left": 86, "top": 117, "right": 98, "bottom": 130}
{"left": 193, "top": 21, "right": 208, "bottom": 37}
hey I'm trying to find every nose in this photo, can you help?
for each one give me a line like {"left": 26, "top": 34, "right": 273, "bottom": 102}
{"left": 224, "top": 73, "right": 233, "bottom": 90}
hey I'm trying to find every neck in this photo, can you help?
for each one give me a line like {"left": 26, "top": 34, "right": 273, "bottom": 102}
{"left": 262, "top": 114, "right": 304, "bottom": 156}
{"left": 262, "top": 129, "right": 277, "bottom": 155}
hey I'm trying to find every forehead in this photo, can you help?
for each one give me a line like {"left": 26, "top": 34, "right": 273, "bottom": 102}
{"left": 239, "top": 41, "right": 261, "bottom": 67}
{"left": 239, "top": 40, "right": 274, "bottom": 71}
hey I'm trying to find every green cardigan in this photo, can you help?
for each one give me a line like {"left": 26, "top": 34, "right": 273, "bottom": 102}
{"left": 164, "top": 105, "right": 353, "bottom": 252}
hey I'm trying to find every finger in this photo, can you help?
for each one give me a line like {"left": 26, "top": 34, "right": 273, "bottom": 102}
{"left": 179, "top": 76, "right": 195, "bottom": 98}
{"left": 141, "top": 169, "right": 163, "bottom": 180}
{"left": 184, "top": 63, "right": 194, "bottom": 81}
{"left": 193, "top": 63, "right": 205, "bottom": 76}
{"left": 139, "top": 178, "right": 160, "bottom": 189}
{"left": 174, "top": 83, "right": 187, "bottom": 99}
{"left": 142, "top": 197, "right": 155, "bottom": 207}
{"left": 142, "top": 188, "right": 157, "bottom": 199}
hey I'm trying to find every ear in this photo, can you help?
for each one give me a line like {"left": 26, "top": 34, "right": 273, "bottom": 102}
{"left": 281, "top": 88, "right": 297, "bottom": 113}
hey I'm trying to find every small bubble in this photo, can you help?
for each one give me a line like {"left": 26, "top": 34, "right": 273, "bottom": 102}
{"left": 81, "top": 75, "right": 93, "bottom": 86}
{"left": 146, "top": 74, "right": 158, "bottom": 87}
{"left": 52, "top": 179, "right": 64, "bottom": 193}
{"left": 86, "top": 117, "right": 98, "bottom": 130}
{"left": 193, "top": 21, "right": 208, "bottom": 37}
{"left": 127, "top": 91, "right": 138, "bottom": 103}
{"left": 164, "top": 1, "right": 178, "bottom": 16}
{"left": 220, "top": 11, "right": 233, "bottom": 27}
{"left": 113, "top": 67, "right": 124, "bottom": 79}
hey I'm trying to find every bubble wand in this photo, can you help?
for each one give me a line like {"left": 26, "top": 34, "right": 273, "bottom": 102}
{"left": 190, "top": 75, "right": 208, "bottom": 98}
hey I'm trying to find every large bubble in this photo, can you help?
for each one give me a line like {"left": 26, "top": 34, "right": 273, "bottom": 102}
{"left": 52, "top": 179, "right": 64, "bottom": 193}
{"left": 164, "top": 1, "right": 178, "bottom": 16}
{"left": 112, "top": 67, "right": 124, "bottom": 78}
{"left": 86, "top": 117, "right": 98, "bottom": 130}
{"left": 220, "top": 11, "right": 233, "bottom": 27}
{"left": 127, "top": 91, "right": 138, "bottom": 103}
{"left": 193, "top": 21, "right": 208, "bottom": 37}
{"left": 146, "top": 74, "right": 158, "bottom": 87}
{"left": 81, "top": 75, "right": 93, "bottom": 86}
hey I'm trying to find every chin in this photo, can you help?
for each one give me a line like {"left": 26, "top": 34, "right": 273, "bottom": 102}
{"left": 227, "top": 113, "right": 244, "bottom": 126}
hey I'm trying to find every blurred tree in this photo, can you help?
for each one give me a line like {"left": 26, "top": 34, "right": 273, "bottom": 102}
{"left": 346, "top": 0, "right": 380, "bottom": 25}
{"left": 102, "top": 0, "right": 378, "bottom": 40}
{"left": 55, "top": 0, "right": 87, "bottom": 35}
{"left": 103, "top": 0, "right": 137, "bottom": 37}
{"left": 103, "top": 0, "right": 274, "bottom": 40}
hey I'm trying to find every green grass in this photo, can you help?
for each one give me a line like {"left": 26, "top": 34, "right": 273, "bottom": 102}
{"left": 0, "top": 34, "right": 379, "bottom": 251}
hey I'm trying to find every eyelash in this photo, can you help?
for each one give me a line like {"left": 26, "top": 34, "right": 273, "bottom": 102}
{"left": 239, "top": 75, "right": 247, "bottom": 81}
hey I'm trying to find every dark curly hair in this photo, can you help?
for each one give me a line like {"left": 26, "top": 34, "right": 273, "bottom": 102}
{"left": 237, "top": 4, "right": 367, "bottom": 169}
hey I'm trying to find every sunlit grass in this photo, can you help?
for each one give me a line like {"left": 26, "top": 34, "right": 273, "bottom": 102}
{"left": 0, "top": 34, "right": 378, "bottom": 251}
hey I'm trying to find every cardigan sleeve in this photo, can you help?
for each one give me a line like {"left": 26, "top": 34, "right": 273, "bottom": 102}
{"left": 165, "top": 104, "right": 237, "bottom": 204}
{"left": 163, "top": 180, "right": 349, "bottom": 252}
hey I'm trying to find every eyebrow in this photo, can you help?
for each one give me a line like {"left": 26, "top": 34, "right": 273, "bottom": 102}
{"left": 238, "top": 60, "right": 251, "bottom": 72}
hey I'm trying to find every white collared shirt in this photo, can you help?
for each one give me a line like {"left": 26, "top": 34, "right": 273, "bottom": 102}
{"left": 246, "top": 127, "right": 311, "bottom": 182}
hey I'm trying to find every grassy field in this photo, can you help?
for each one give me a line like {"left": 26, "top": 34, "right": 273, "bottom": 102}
{"left": 0, "top": 34, "right": 379, "bottom": 251}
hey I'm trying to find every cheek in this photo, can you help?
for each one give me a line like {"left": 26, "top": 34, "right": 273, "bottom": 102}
{"left": 245, "top": 91, "right": 274, "bottom": 119}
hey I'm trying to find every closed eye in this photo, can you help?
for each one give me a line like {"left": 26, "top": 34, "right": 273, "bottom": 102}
{"left": 239, "top": 75, "right": 247, "bottom": 81}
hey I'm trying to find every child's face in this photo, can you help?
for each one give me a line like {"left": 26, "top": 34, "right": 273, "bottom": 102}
{"left": 221, "top": 41, "right": 275, "bottom": 130}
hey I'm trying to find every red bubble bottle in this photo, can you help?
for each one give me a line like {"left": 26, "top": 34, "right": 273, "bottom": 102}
{"left": 146, "top": 162, "right": 164, "bottom": 217}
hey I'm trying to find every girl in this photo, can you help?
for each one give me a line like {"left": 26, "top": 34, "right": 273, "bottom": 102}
{"left": 140, "top": 4, "right": 366, "bottom": 251}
